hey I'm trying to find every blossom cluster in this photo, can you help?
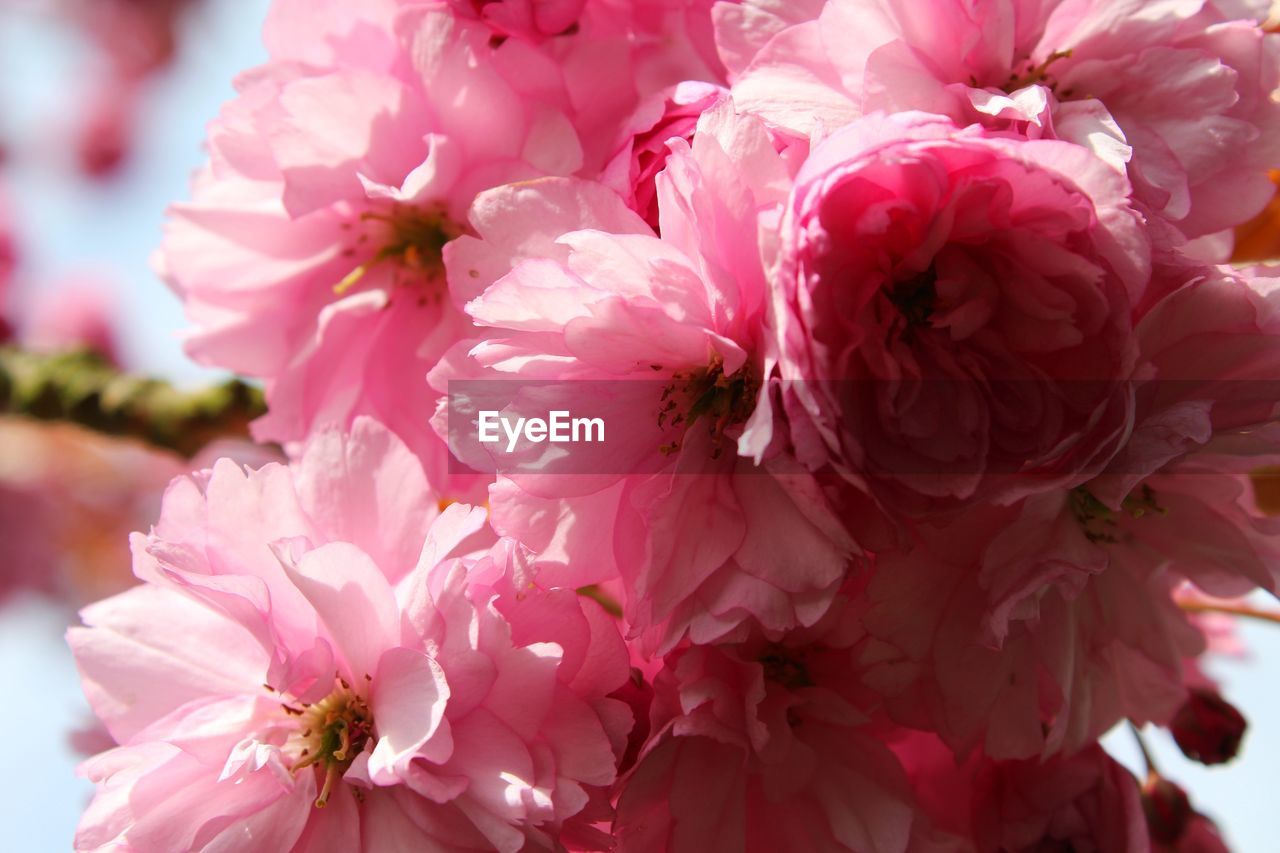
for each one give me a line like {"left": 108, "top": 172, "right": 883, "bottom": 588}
{"left": 70, "top": 1, "right": 1280, "bottom": 850}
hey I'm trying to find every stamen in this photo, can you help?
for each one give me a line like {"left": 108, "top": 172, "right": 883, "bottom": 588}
{"left": 315, "top": 764, "right": 341, "bottom": 809}
{"left": 281, "top": 676, "right": 375, "bottom": 810}
{"left": 1069, "top": 487, "right": 1118, "bottom": 543}
{"left": 1070, "top": 484, "right": 1166, "bottom": 543}
{"left": 333, "top": 720, "right": 352, "bottom": 762}
{"left": 333, "top": 204, "right": 460, "bottom": 296}
{"left": 888, "top": 267, "right": 937, "bottom": 329}
{"left": 656, "top": 356, "right": 760, "bottom": 457}
{"left": 1002, "top": 49, "right": 1072, "bottom": 92}
{"left": 759, "top": 645, "right": 814, "bottom": 690}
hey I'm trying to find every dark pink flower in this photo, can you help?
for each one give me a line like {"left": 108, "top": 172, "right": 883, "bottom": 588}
{"left": 773, "top": 112, "right": 1148, "bottom": 515}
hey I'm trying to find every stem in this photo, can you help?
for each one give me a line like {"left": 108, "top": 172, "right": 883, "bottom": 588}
{"left": 1129, "top": 721, "right": 1160, "bottom": 779}
{"left": 1178, "top": 600, "right": 1280, "bottom": 626}
{"left": 0, "top": 345, "right": 265, "bottom": 458}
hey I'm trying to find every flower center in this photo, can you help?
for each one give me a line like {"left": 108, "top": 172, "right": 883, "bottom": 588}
{"left": 656, "top": 355, "right": 761, "bottom": 458}
{"left": 283, "top": 676, "right": 374, "bottom": 808}
{"left": 759, "top": 645, "right": 814, "bottom": 691}
{"left": 887, "top": 266, "right": 938, "bottom": 330}
{"left": 999, "top": 49, "right": 1072, "bottom": 94}
{"left": 1069, "top": 484, "right": 1166, "bottom": 543}
{"left": 335, "top": 203, "right": 460, "bottom": 297}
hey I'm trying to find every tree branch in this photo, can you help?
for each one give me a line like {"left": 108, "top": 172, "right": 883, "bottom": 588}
{"left": 0, "top": 346, "right": 266, "bottom": 458}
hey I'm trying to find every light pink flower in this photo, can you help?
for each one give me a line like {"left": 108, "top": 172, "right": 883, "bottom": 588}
{"left": 326, "top": 0, "right": 727, "bottom": 168}
{"left": 721, "top": 0, "right": 1280, "bottom": 241}
{"left": 160, "top": 5, "right": 583, "bottom": 497}
{"left": 772, "top": 111, "right": 1148, "bottom": 515}
{"left": 434, "top": 104, "right": 856, "bottom": 653}
{"left": 512, "top": 0, "right": 731, "bottom": 169}
{"left": 69, "top": 419, "right": 631, "bottom": 851}
{"left": 614, "top": 588, "right": 947, "bottom": 853}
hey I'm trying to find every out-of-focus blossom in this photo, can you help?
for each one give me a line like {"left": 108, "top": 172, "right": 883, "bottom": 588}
{"left": 58, "top": 0, "right": 199, "bottom": 178}
{"left": 75, "top": 77, "right": 139, "bottom": 181}
{"left": 0, "top": 418, "right": 278, "bottom": 604}
{"left": 23, "top": 281, "right": 121, "bottom": 365}
{"left": 0, "top": 192, "right": 15, "bottom": 343}
{"left": 1169, "top": 688, "right": 1248, "bottom": 765}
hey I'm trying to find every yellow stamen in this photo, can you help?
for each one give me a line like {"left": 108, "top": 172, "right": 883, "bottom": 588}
{"left": 334, "top": 264, "right": 371, "bottom": 296}
{"left": 315, "top": 764, "right": 341, "bottom": 809}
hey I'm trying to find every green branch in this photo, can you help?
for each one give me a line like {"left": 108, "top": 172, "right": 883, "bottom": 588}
{"left": 0, "top": 346, "right": 266, "bottom": 458}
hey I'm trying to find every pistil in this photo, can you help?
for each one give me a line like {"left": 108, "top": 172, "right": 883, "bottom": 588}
{"left": 657, "top": 355, "right": 760, "bottom": 458}
{"left": 335, "top": 204, "right": 460, "bottom": 297}
{"left": 280, "top": 675, "right": 375, "bottom": 809}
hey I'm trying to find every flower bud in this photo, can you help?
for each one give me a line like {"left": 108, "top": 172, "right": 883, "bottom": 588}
{"left": 1170, "top": 688, "right": 1247, "bottom": 765}
{"left": 1142, "top": 776, "right": 1193, "bottom": 845}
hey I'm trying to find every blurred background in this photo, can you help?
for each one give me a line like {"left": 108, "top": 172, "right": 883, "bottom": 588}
{"left": 0, "top": 1, "right": 1276, "bottom": 849}
{"left": 0, "top": 0, "right": 271, "bottom": 847}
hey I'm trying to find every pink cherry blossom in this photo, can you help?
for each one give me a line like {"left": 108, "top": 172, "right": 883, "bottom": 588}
{"left": 433, "top": 103, "right": 857, "bottom": 654}
{"left": 1099, "top": 262, "right": 1280, "bottom": 497}
{"left": 772, "top": 111, "right": 1148, "bottom": 516}
{"left": 160, "top": 4, "right": 583, "bottom": 497}
{"left": 69, "top": 419, "right": 631, "bottom": 851}
{"left": 857, "top": 502, "right": 1204, "bottom": 759}
{"left": 514, "top": 0, "right": 731, "bottom": 177}
{"left": 896, "top": 733, "right": 1150, "bottom": 851}
{"left": 970, "top": 745, "right": 1150, "bottom": 851}
{"left": 46, "top": 1, "right": 1280, "bottom": 848}
{"left": 614, "top": 586, "right": 948, "bottom": 853}
{"left": 721, "top": 0, "right": 1280, "bottom": 241}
